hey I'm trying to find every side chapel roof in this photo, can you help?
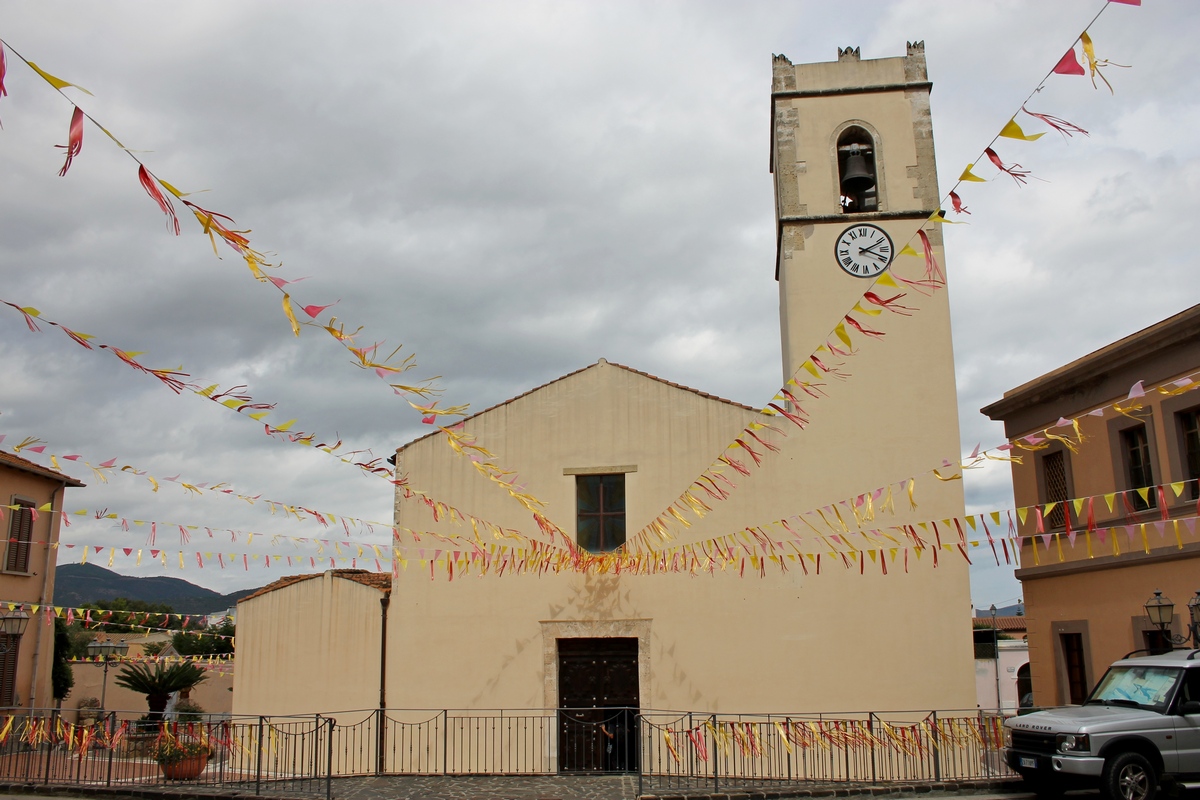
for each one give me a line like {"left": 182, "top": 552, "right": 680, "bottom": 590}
{"left": 239, "top": 569, "right": 391, "bottom": 604}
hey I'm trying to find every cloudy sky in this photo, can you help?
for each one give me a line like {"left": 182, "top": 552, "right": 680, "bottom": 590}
{"left": 0, "top": 1, "right": 1190, "bottom": 609}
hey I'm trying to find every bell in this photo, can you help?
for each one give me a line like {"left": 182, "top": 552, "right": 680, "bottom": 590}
{"left": 840, "top": 151, "right": 875, "bottom": 194}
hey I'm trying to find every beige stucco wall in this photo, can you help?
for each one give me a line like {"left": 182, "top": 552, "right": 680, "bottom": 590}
{"left": 65, "top": 662, "right": 233, "bottom": 720}
{"left": 1, "top": 461, "right": 79, "bottom": 712}
{"left": 389, "top": 359, "right": 975, "bottom": 714}
{"left": 233, "top": 573, "right": 384, "bottom": 716}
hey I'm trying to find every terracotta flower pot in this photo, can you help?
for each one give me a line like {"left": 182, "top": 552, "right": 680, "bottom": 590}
{"left": 158, "top": 753, "right": 209, "bottom": 780}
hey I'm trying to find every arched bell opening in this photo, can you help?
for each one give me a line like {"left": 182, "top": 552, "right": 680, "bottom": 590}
{"left": 837, "top": 127, "right": 878, "bottom": 214}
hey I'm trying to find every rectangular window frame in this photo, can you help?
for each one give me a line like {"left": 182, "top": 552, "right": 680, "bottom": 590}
{"left": 0, "top": 632, "right": 20, "bottom": 707}
{"left": 4, "top": 497, "right": 36, "bottom": 575}
{"left": 1037, "top": 448, "right": 1072, "bottom": 530}
{"left": 575, "top": 474, "right": 627, "bottom": 554}
{"left": 1107, "top": 414, "right": 1159, "bottom": 515}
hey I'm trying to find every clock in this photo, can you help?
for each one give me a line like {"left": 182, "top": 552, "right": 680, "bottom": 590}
{"left": 834, "top": 223, "right": 893, "bottom": 278}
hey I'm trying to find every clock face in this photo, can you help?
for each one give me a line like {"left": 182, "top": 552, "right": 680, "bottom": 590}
{"left": 834, "top": 224, "right": 893, "bottom": 278}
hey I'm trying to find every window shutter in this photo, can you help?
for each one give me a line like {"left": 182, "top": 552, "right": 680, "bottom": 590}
{"left": 5, "top": 503, "right": 34, "bottom": 573}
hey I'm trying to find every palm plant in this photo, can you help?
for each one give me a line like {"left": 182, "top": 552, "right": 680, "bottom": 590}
{"left": 112, "top": 662, "right": 208, "bottom": 722}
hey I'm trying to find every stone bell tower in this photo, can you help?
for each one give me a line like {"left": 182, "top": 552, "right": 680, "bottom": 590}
{"left": 768, "top": 44, "right": 968, "bottom": 585}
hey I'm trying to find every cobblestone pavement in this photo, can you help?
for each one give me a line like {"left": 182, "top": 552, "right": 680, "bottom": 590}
{"left": 330, "top": 774, "right": 641, "bottom": 800}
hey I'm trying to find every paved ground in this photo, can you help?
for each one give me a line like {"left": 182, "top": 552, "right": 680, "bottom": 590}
{"left": 9, "top": 780, "right": 1197, "bottom": 800}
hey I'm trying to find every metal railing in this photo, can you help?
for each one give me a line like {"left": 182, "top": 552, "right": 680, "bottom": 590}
{"left": 0, "top": 706, "right": 1016, "bottom": 797}
{"left": 637, "top": 709, "right": 1015, "bottom": 796}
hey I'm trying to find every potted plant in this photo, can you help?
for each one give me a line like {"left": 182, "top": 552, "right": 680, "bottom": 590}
{"left": 113, "top": 662, "right": 208, "bottom": 722}
{"left": 153, "top": 735, "right": 212, "bottom": 780}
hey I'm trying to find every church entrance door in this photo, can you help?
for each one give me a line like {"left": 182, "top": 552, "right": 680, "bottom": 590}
{"left": 556, "top": 637, "right": 639, "bottom": 773}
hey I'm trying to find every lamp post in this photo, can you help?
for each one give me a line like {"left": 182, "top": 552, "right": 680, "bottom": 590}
{"left": 990, "top": 604, "right": 1001, "bottom": 711}
{"left": 85, "top": 639, "right": 129, "bottom": 709}
{"left": 1143, "top": 590, "right": 1200, "bottom": 650}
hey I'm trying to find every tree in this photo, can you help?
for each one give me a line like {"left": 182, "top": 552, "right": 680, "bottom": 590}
{"left": 171, "top": 620, "right": 235, "bottom": 656}
{"left": 51, "top": 619, "right": 74, "bottom": 704}
{"left": 113, "top": 662, "right": 207, "bottom": 722}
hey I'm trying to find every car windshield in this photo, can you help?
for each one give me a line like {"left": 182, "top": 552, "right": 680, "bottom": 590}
{"left": 1087, "top": 665, "right": 1182, "bottom": 711}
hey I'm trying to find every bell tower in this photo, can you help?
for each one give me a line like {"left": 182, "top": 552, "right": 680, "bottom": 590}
{"left": 769, "top": 44, "right": 966, "bottom": 547}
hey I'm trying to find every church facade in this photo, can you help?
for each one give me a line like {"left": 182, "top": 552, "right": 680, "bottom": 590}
{"left": 236, "top": 45, "right": 975, "bottom": 729}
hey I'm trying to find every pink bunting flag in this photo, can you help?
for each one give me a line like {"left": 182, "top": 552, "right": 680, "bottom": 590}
{"left": 0, "top": 44, "right": 8, "bottom": 126}
{"left": 56, "top": 106, "right": 85, "bottom": 177}
{"left": 301, "top": 301, "right": 338, "bottom": 319}
{"left": 1053, "top": 47, "right": 1086, "bottom": 76}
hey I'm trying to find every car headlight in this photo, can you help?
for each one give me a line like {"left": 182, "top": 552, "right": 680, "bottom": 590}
{"left": 1003, "top": 728, "right": 1013, "bottom": 748}
{"left": 1056, "top": 733, "right": 1090, "bottom": 753}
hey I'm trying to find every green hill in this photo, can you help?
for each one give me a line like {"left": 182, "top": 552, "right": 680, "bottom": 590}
{"left": 54, "top": 564, "right": 258, "bottom": 614}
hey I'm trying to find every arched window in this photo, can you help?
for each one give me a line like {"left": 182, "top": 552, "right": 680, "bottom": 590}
{"left": 837, "top": 127, "right": 878, "bottom": 214}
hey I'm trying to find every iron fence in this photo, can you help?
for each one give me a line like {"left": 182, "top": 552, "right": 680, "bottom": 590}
{"left": 0, "top": 706, "right": 1016, "bottom": 797}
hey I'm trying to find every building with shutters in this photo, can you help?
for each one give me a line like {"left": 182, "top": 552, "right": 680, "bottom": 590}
{"left": 0, "top": 451, "right": 84, "bottom": 710}
{"left": 235, "top": 44, "right": 978, "bottom": 768}
{"left": 981, "top": 302, "right": 1200, "bottom": 707}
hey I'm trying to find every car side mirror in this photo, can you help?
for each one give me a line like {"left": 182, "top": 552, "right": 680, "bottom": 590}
{"left": 1181, "top": 700, "right": 1200, "bottom": 716}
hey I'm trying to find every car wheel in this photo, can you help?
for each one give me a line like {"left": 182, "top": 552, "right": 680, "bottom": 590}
{"left": 1102, "top": 751, "right": 1158, "bottom": 800}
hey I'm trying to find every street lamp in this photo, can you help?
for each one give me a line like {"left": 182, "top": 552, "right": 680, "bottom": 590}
{"left": 85, "top": 638, "right": 129, "bottom": 709}
{"left": 1143, "top": 590, "right": 1200, "bottom": 650}
{"left": 990, "top": 604, "right": 1001, "bottom": 711}
{"left": 0, "top": 610, "right": 30, "bottom": 653}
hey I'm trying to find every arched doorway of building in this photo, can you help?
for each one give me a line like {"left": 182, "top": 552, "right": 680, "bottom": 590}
{"left": 1016, "top": 662, "right": 1033, "bottom": 709}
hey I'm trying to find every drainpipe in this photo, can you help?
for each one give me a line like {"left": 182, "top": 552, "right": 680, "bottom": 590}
{"left": 376, "top": 594, "right": 390, "bottom": 775}
{"left": 28, "top": 482, "right": 64, "bottom": 713}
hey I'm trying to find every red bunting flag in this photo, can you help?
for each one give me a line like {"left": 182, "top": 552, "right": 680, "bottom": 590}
{"left": 137, "top": 166, "right": 181, "bottom": 235}
{"left": 984, "top": 147, "right": 1032, "bottom": 186}
{"left": 949, "top": 191, "right": 969, "bottom": 215}
{"left": 56, "top": 106, "right": 85, "bottom": 176}
{"left": 1053, "top": 47, "right": 1086, "bottom": 76}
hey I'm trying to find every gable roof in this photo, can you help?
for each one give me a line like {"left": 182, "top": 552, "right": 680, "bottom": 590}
{"left": 239, "top": 569, "right": 391, "bottom": 604}
{"left": 395, "top": 358, "right": 759, "bottom": 455}
{"left": 0, "top": 451, "right": 85, "bottom": 488}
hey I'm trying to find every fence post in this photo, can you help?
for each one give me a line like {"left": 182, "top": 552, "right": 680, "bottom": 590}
{"left": 325, "top": 717, "right": 334, "bottom": 800}
{"left": 636, "top": 712, "right": 643, "bottom": 798}
{"left": 105, "top": 712, "right": 116, "bottom": 787}
{"left": 930, "top": 711, "right": 941, "bottom": 783}
{"left": 442, "top": 710, "right": 449, "bottom": 775}
{"left": 710, "top": 714, "right": 719, "bottom": 793}
{"left": 869, "top": 713, "right": 877, "bottom": 784}
{"left": 255, "top": 716, "right": 265, "bottom": 796}
{"left": 375, "top": 708, "right": 383, "bottom": 776}
{"left": 41, "top": 714, "right": 53, "bottom": 785}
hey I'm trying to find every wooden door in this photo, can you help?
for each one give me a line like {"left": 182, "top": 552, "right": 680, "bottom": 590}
{"left": 557, "top": 638, "right": 639, "bottom": 772}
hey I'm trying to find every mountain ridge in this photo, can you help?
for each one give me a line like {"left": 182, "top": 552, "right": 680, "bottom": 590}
{"left": 54, "top": 564, "right": 258, "bottom": 614}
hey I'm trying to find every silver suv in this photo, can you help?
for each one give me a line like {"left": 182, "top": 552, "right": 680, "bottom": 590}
{"left": 1003, "top": 649, "right": 1200, "bottom": 800}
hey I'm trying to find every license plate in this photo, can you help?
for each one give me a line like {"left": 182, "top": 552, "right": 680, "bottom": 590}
{"left": 1020, "top": 757, "right": 1038, "bottom": 769}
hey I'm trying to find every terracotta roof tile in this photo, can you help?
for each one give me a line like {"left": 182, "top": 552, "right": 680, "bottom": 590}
{"left": 239, "top": 569, "right": 391, "bottom": 603}
{"left": 0, "top": 451, "right": 85, "bottom": 487}
{"left": 396, "top": 359, "right": 759, "bottom": 454}
{"left": 973, "top": 616, "right": 1028, "bottom": 632}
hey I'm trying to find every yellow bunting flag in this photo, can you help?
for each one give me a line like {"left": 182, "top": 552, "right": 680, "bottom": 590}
{"left": 998, "top": 119, "right": 1045, "bottom": 142}
{"left": 959, "top": 164, "right": 987, "bottom": 182}
{"left": 26, "top": 62, "right": 94, "bottom": 95}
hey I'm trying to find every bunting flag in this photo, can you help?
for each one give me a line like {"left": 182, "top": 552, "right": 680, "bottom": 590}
{"left": 3, "top": 430, "right": 573, "bottom": 559}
